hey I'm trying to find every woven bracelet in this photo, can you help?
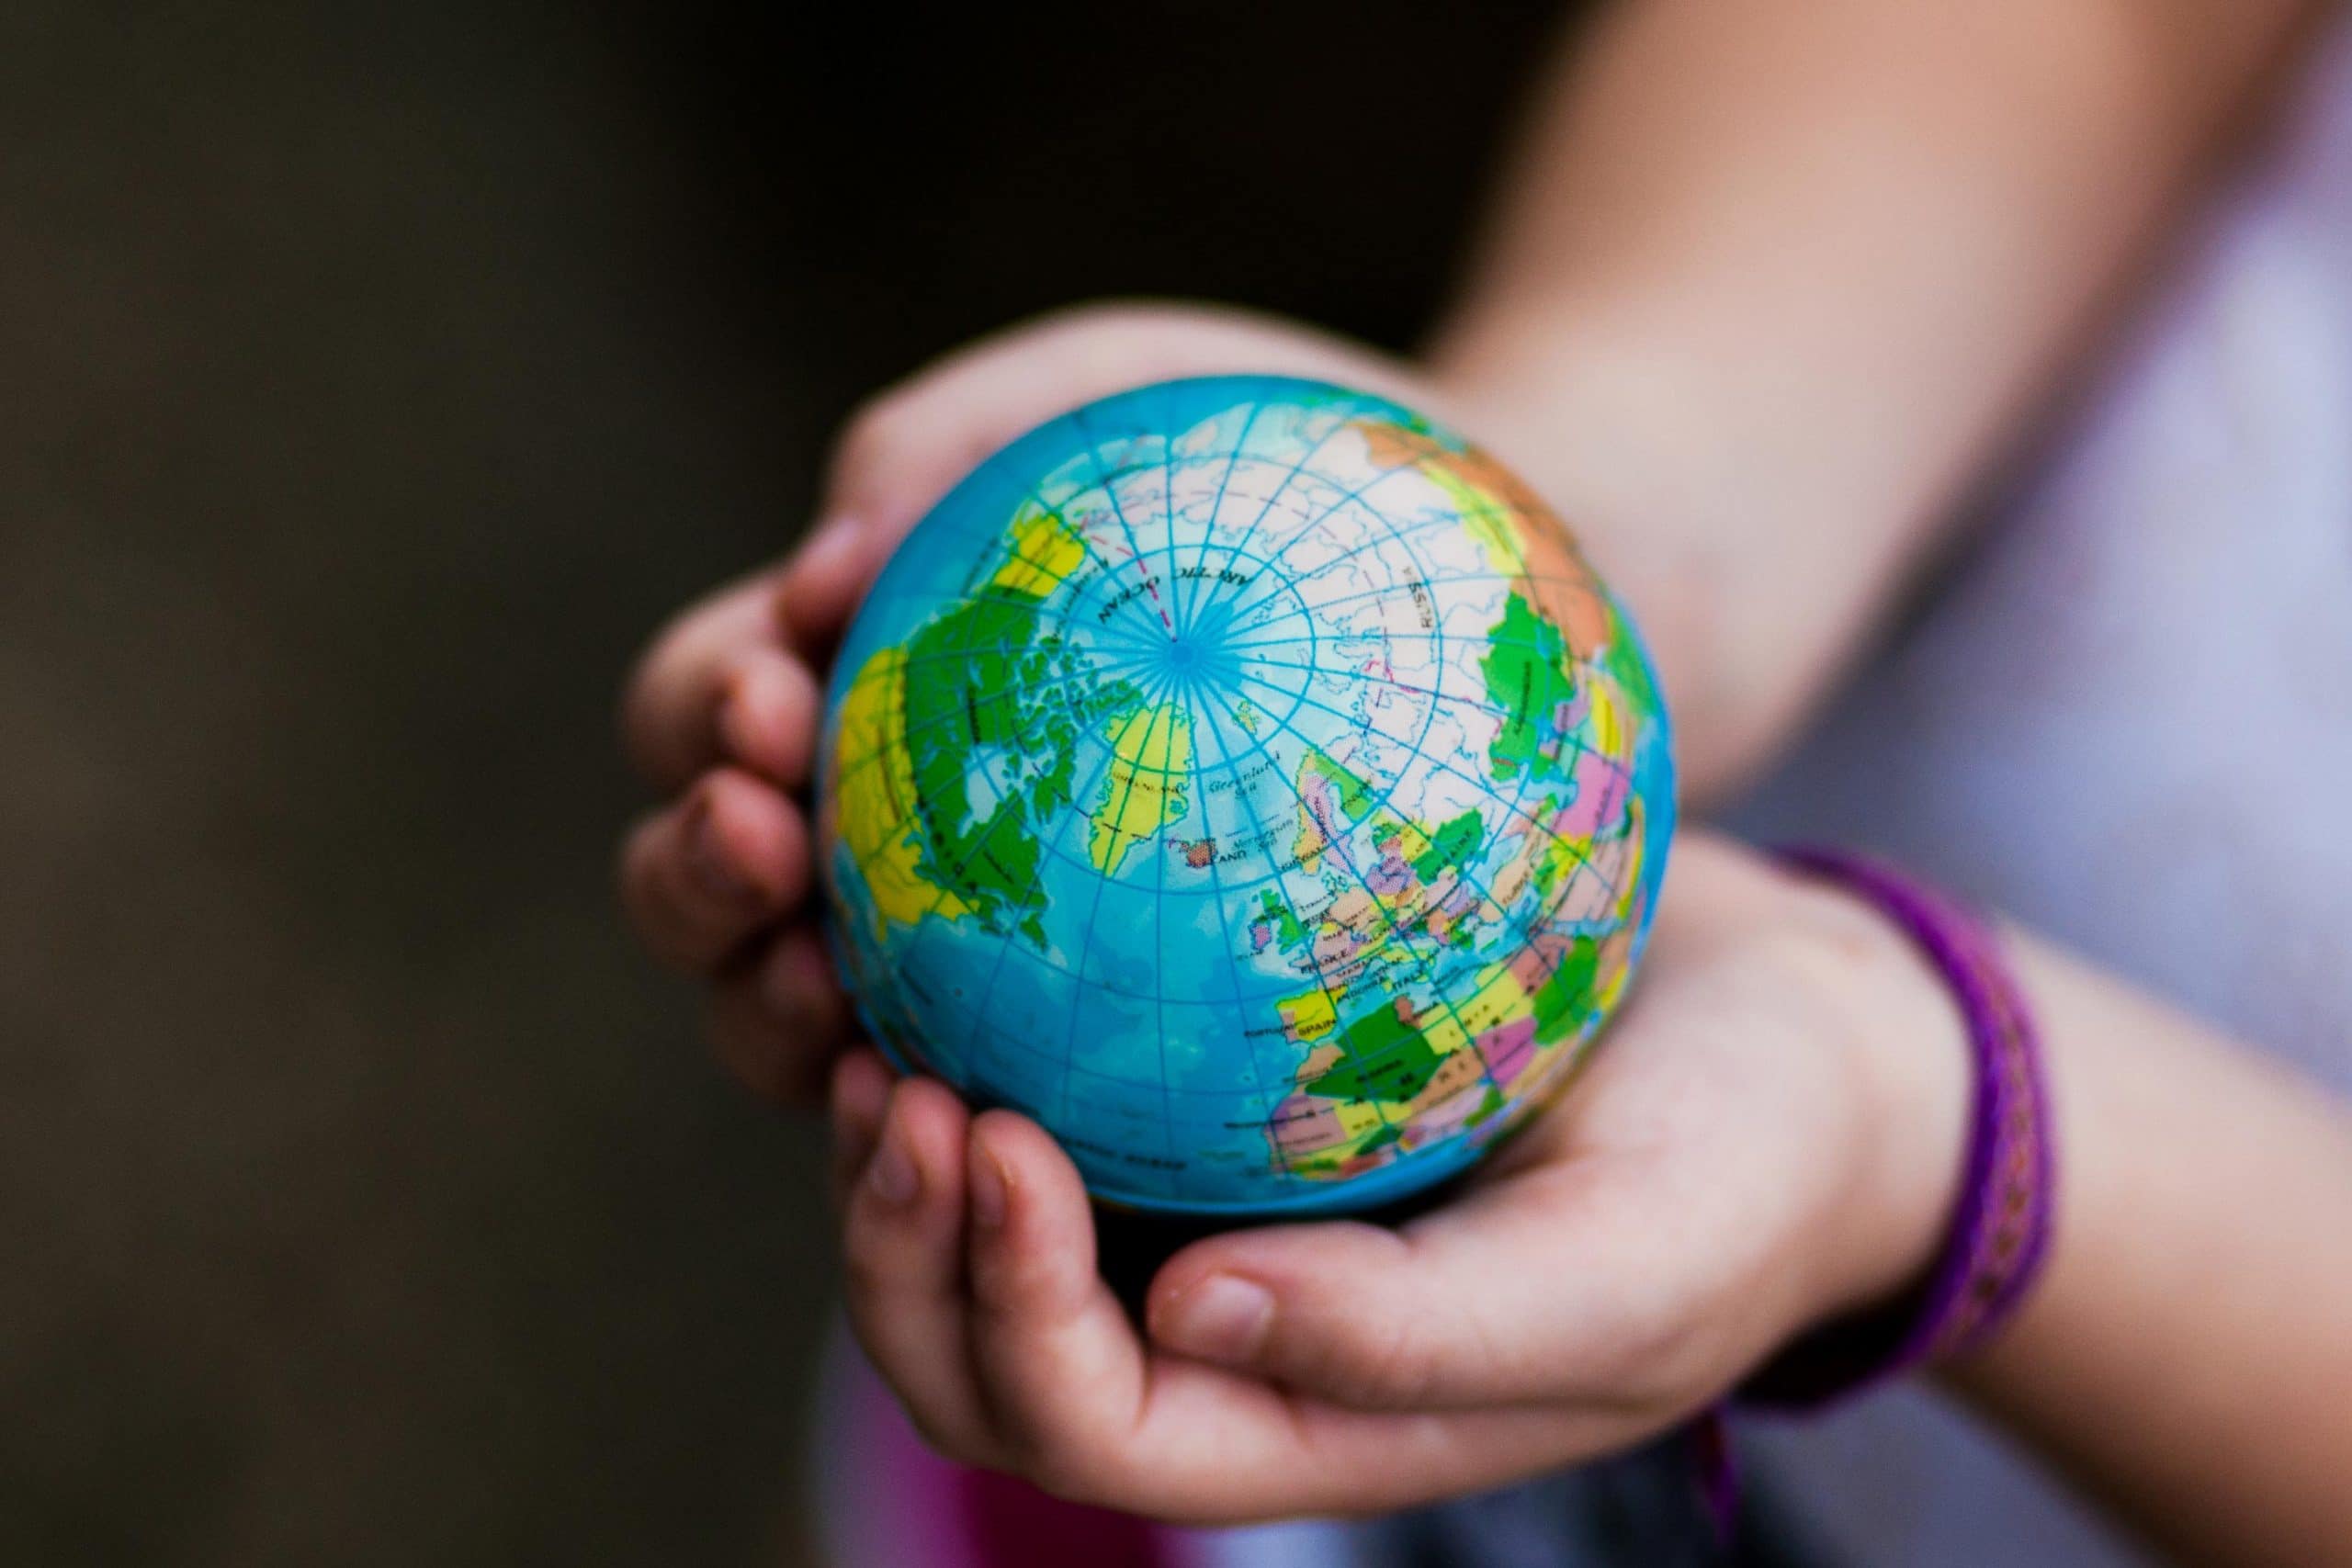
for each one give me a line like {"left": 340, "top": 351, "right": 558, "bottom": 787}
{"left": 1739, "top": 844, "right": 2060, "bottom": 1409}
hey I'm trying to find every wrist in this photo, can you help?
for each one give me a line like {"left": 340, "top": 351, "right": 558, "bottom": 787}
{"left": 1769, "top": 863, "right": 1976, "bottom": 1328}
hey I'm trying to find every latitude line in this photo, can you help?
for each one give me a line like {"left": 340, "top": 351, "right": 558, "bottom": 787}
{"left": 1201, "top": 429, "right": 1533, "bottom": 629}
{"left": 1231, "top": 461, "right": 1625, "bottom": 917}
{"left": 1201, "top": 445, "right": 1439, "bottom": 632}
{"left": 1215, "top": 665, "right": 1623, "bottom": 1114}
{"left": 1238, "top": 650, "right": 1636, "bottom": 793}
{"left": 1213, "top": 480, "right": 1544, "bottom": 632}
{"left": 1220, "top": 571, "right": 1607, "bottom": 653}
{"left": 1229, "top": 663, "right": 1623, "bottom": 913}
{"left": 1189, "top": 674, "right": 1513, "bottom": 1140}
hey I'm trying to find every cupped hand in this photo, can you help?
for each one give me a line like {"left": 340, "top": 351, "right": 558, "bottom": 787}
{"left": 830, "top": 834, "right": 1971, "bottom": 1524}
{"left": 616, "top": 301, "right": 1452, "bottom": 1105}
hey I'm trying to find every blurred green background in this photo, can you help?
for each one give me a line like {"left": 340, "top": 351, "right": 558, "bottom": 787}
{"left": 0, "top": 4, "right": 1562, "bottom": 1562}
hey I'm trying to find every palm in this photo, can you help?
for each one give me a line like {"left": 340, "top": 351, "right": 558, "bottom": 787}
{"left": 828, "top": 836, "right": 1951, "bottom": 1524}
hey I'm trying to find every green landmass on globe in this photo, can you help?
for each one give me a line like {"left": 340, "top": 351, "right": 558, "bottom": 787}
{"left": 817, "top": 375, "right": 1675, "bottom": 1216}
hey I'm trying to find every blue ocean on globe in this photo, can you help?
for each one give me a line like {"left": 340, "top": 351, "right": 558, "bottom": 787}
{"left": 818, "top": 375, "right": 1674, "bottom": 1216}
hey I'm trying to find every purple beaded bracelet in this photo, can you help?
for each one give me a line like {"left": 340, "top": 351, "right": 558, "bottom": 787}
{"left": 1740, "top": 845, "right": 2060, "bottom": 1409}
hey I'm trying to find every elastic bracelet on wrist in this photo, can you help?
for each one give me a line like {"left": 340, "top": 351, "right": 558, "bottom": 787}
{"left": 1736, "top": 844, "right": 2060, "bottom": 1411}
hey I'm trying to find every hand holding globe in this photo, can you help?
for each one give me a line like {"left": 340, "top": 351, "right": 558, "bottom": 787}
{"left": 618, "top": 304, "right": 1969, "bottom": 1522}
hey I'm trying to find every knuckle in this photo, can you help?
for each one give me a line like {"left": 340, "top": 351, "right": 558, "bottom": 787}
{"left": 1316, "top": 1310, "right": 1433, "bottom": 1407}
{"left": 616, "top": 617, "right": 719, "bottom": 782}
{"left": 981, "top": 1382, "right": 1058, "bottom": 1461}
{"left": 977, "top": 1383, "right": 1114, "bottom": 1502}
{"left": 838, "top": 1224, "right": 903, "bottom": 1303}
{"left": 827, "top": 393, "right": 912, "bottom": 489}
{"left": 1021, "top": 1439, "right": 1121, "bottom": 1509}
{"left": 967, "top": 1245, "right": 1053, "bottom": 1323}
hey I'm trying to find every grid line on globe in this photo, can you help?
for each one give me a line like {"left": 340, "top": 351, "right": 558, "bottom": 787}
{"left": 818, "top": 376, "right": 1676, "bottom": 1216}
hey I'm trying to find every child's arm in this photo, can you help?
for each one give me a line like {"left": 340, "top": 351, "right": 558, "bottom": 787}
{"left": 832, "top": 835, "right": 2352, "bottom": 1561}
{"left": 1427, "top": 0, "right": 2319, "bottom": 795}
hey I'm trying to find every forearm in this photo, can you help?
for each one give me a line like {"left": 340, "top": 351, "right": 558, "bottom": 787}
{"left": 1941, "top": 937, "right": 2352, "bottom": 1565}
{"left": 1423, "top": 0, "right": 2315, "bottom": 798}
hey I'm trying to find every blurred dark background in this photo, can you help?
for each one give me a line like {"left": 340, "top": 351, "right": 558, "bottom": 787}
{"left": 1, "top": 4, "right": 1567, "bottom": 1562}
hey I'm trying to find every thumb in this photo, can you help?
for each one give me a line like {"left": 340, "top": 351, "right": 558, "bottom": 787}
{"left": 1143, "top": 1159, "right": 1717, "bottom": 1414}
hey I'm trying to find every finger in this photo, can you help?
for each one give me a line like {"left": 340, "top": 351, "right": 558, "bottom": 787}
{"left": 839, "top": 1077, "right": 999, "bottom": 1465}
{"left": 707, "top": 920, "right": 855, "bottom": 1107}
{"left": 953, "top": 1111, "right": 1304, "bottom": 1515}
{"left": 711, "top": 643, "right": 821, "bottom": 788}
{"left": 776, "top": 513, "right": 876, "bottom": 660}
{"left": 961, "top": 1112, "right": 1151, "bottom": 1486}
{"left": 828, "top": 1047, "right": 892, "bottom": 1209}
{"left": 1136, "top": 1389, "right": 1631, "bottom": 1526}
{"left": 947, "top": 1122, "right": 1657, "bottom": 1522}
{"left": 616, "top": 769, "right": 810, "bottom": 974}
{"left": 1145, "top": 1155, "right": 1709, "bottom": 1414}
{"left": 619, "top": 570, "right": 802, "bottom": 791}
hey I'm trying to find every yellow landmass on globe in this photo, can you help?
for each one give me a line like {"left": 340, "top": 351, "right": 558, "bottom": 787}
{"left": 990, "top": 506, "right": 1087, "bottom": 597}
{"left": 1278, "top": 988, "right": 1337, "bottom": 1043}
{"left": 1087, "top": 702, "right": 1193, "bottom": 873}
{"left": 832, "top": 647, "right": 972, "bottom": 934}
{"left": 1589, "top": 673, "right": 1625, "bottom": 758}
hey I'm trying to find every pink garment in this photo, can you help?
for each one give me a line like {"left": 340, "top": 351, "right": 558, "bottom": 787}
{"left": 814, "top": 1332, "right": 1185, "bottom": 1568}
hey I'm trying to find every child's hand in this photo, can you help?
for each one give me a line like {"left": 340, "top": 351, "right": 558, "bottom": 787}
{"left": 616, "top": 303, "right": 1446, "bottom": 1104}
{"left": 829, "top": 834, "right": 1972, "bottom": 1524}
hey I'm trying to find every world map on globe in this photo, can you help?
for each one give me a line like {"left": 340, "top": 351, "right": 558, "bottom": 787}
{"left": 818, "top": 375, "right": 1674, "bottom": 1215}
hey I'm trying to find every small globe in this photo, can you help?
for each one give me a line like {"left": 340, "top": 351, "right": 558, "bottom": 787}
{"left": 818, "top": 376, "right": 1674, "bottom": 1216}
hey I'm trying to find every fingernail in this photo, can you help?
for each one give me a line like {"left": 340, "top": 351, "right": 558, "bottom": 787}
{"left": 969, "top": 1143, "right": 1011, "bottom": 1230}
{"left": 1160, "top": 1275, "right": 1273, "bottom": 1364}
{"left": 681, "top": 796, "right": 751, "bottom": 904}
{"left": 865, "top": 1126, "right": 919, "bottom": 1208}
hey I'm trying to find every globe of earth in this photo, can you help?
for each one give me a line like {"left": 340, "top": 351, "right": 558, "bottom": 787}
{"left": 818, "top": 375, "right": 1674, "bottom": 1217}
